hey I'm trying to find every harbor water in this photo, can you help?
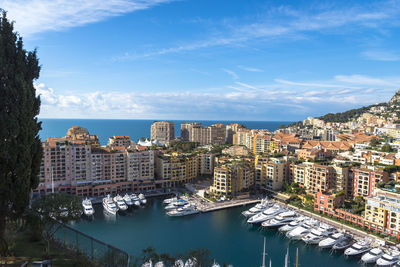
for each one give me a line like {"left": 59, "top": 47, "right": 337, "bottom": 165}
{"left": 70, "top": 198, "right": 362, "bottom": 267}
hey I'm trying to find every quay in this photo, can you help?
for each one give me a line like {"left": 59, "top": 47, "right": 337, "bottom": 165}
{"left": 89, "top": 189, "right": 176, "bottom": 204}
{"left": 198, "top": 198, "right": 261, "bottom": 213}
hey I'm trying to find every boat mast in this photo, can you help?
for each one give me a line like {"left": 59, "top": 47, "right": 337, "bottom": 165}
{"left": 261, "top": 237, "right": 266, "bottom": 267}
{"left": 296, "top": 247, "right": 299, "bottom": 267}
{"left": 284, "top": 247, "right": 289, "bottom": 267}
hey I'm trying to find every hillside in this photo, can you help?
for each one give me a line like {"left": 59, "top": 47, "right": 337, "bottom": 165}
{"left": 317, "top": 103, "right": 386, "bottom": 123}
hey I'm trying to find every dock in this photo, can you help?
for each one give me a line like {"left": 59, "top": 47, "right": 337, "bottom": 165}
{"left": 199, "top": 199, "right": 261, "bottom": 213}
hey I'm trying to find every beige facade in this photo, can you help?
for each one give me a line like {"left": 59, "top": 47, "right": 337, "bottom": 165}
{"left": 151, "top": 121, "right": 175, "bottom": 145}
{"left": 255, "top": 157, "right": 287, "bottom": 191}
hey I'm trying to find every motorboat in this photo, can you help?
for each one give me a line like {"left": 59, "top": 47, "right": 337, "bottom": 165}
{"left": 167, "top": 205, "right": 199, "bottom": 217}
{"left": 301, "top": 224, "right": 337, "bottom": 245}
{"left": 165, "top": 199, "right": 188, "bottom": 210}
{"left": 211, "top": 261, "right": 221, "bottom": 267}
{"left": 247, "top": 204, "right": 285, "bottom": 224}
{"left": 123, "top": 194, "right": 134, "bottom": 206}
{"left": 278, "top": 216, "right": 306, "bottom": 233}
{"left": 142, "top": 260, "right": 152, "bottom": 267}
{"left": 163, "top": 196, "right": 178, "bottom": 204}
{"left": 173, "top": 259, "right": 184, "bottom": 267}
{"left": 376, "top": 250, "right": 400, "bottom": 266}
{"left": 130, "top": 194, "right": 141, "bottom": 206}
{"left": 331, "top": 234, "right": 354, "bottom": 251}
{"left": 102, "top": 195, "right": 118, "bottom": 215}
{"left": 241, "top": 198, "right": 271, "bottom": 217}
{"left": 318, "top": 232, "right": 346, "bottom": 249}
{"left": 184, "top": 257, "right": 197, "bottom": 267}
{"left": 344, "top": 238, "right": 372, "bottom": 256}
{"left": 361, "top": 247, "right": 384, "bottom": 264}
{"left": 138, "top": 193, "right": 147, "bottom": 204}
{"left": 286, "top": 219, "right": 319, "bottom": 240}
{"left": 82, "top": 198, "right": 94, "bottom": 216}
{"left": 113, "top": 195, "right": 128, "bottom": 211}
{"left": 261, "top": 211, "right": 297, "bottom": 228}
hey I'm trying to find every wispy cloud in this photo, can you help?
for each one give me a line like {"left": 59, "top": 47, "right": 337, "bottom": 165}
{"left": 237, "top": 65, "right": 263, "bottom": 72}
{"left": 1, "top": 0, "right": 173, "bottom": 36}
{"left": 222, "top": 68, "right": 239, "bottom": 80}
{"left": 361, "top": 50, "right": 400, "bottom": 61}
{"left": 115, "top": 0, "right": 400, "bottom": 60}
{"left": 334, "top": 74, "right": 400, "bottom": 87}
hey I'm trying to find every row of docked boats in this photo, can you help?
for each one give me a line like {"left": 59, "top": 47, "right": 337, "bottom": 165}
{"left": 243, "top": 198, "right": 400, "bottom": 266}
{"left": 141, "top": 258, "right": 222, "bottom": 267}
{"left": 103, "top": 193, "right": 147, "bottom": 215}
{"left": 163, "top": 196, "right": 199, "bottom": 217}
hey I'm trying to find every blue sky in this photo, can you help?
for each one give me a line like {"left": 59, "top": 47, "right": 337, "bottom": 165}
{"left": 2, "top": 0, "right": 400, "bottom": 121}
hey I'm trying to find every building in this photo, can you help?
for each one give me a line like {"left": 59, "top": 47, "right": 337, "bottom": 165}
{"left": 314, "top": 191, "right": 345, "bottom": 214}
{"left": 210, "top": 161, "right": 254, "bottom": 197}
{"left": 255, "top": 157, "right": 287, "bottom": 191}
{"left": 222, "top": 145, "right": 251, "bottom": 157}
{"left": 225, "top": 123, "right": 247, "bottom": 144}
{"left": 181, "top": 122, "right": 202, "bottom": 141}
{"left": 198, "top": 152, "right": 215, "bottom": 175}
{"left": 304, "top": 164, "right": 335, "bottom": 194}
{"left": 151, "top": 121, "right": 175, "bottom": 145}
{"left": 288, "top": 163, "right": 308, "bottom": 187}
{"left": 184, "top": 123, "right": 227, "bottom": 145}
{"left": 108, "top": 135, "right": 133, "bottom": 148}
{"left": 352, "top": 168, "right": 389, "bottom": 197}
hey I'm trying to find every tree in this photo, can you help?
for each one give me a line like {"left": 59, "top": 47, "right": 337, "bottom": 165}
{"left": 30, "top": 194, "right": 82, "bottom": 255}
{"left": 0, "top": 11, "right": 42, "bottom": 255}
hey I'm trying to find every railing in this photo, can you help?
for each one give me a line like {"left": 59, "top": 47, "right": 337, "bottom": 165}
{"left": 54, "top": 223, "right": 132, "bottom": 266}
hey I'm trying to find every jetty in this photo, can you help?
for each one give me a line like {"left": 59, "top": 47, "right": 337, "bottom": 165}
{"left": 192, "top": 197, "right": 261, "bottom": 213}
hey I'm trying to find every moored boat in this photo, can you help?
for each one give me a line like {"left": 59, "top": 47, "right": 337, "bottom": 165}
{"left": 102, "top": 195, "right": 118, "bottom": 215}
{"left": 113, "top": 194, "right": 128, "bottom": 211}
{"left": 361, "top": 247, "right": 384, "bottom": 264}
{"left": 247, "top": 204, "right": 285, "bottom": 224}
{"left": 138, "top": 193, "right": 147, "bottom": 204}
{"left": 82, "top": 197, "right": 94, "bottom": 216}
{"left": 278, "top": 216, "right": 306, "bottom": 233}
{"left": 318, "top": 232, "right": 345, "bottom": 249}
{"left": 301, "top": 224, "right": 336, "bottom": 245}
{"left": 331, "top": 234, "right": 354, "bottom": 251}
{"left": 167, "top": 204, "right": 199, "bottom": 217}
{"left": 376, "top": 250, "right": 400, "bottom": 266}
{"left": 261, "top": 211, "right": 297, "bottom": 228}
{"left": 286, "top": 219, "right": 319, "bottom": 240}
{"left": 130, "top": 194, "right": 141, "bottom": 206}
{"left": 123, "top": 193, "right": 134, "bottom": 206}
{"left": 344, "top": 238, "right": 371, "bottom": 256}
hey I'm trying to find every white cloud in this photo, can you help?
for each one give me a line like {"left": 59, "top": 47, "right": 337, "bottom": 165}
{"left": 361, "top": 50, "right": 400, "bottom": 61}
{"left": 222, "top": 68, "right": 239, "bottom": 80}
{"left": 237, "top": 65, "right": 263, "bottom": 72}
{"left": 334, "top": 74, "right": 400, "bottom": 87}
{"left": 1, "top": 0, "right": 173, "bottom": 36}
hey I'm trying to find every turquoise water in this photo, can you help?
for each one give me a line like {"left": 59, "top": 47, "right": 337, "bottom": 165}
{"left": 70, "top": 198, "right": 361, "bottom": 267}
{"left": 39, "top": 119, "right": 290, "bottom": 145}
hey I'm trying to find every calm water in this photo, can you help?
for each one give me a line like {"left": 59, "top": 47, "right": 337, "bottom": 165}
{"left": 70, "top": 198, "right": 361, "bottom": 267}
{"left": 39, "top": 119, "right": 290, "bottom": 145}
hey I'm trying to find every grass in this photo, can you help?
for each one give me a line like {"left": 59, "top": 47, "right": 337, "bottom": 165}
{"left": 9, "top": 231, "right": 95, "bottom": 267}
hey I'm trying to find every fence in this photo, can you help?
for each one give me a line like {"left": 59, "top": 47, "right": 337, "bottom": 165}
{"left": 54, "top": 223, "right": 133, "bottom": 266}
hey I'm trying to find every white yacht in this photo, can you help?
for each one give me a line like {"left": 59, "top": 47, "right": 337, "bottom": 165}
{"left": 211, "top": 261, "right": 221, "bottom": 267}
{"left": 173, "top": 259, "right": 184, "bottom": 267}
{"left": 184, "top": 257, "right": 197, "bottom": 267}
{"left": 123, "top": 194, "right": 134, "bottom": 206}
{"left": 278, "top": 216, "right": 306, "bottom": 233}
{"left": 102, "top": 195, "right": 118, "bottom": 215}
{"left": 167, "top": 205, "right": 199, "bottom": 217}
{"left": 286, "top": 219, "right": 319, "bottom": 240}
{"left": 165, "top": 199, "right": 188, "bottom": 210}
{"left": 130, "top": 194, "right": 141, "bottom": 206}
{"left": 318, "top": 232, "right": 346, "bottom": 249}
{"left": 138, "top": 193, "right": 147, "bottom": 204}
{"left": 344, "top": 238, "right": 372, "bottom": 256}
{"left": 113, "top": 195, "right": 128, "bottom": 211}
{"left": 301, "top": 224, "right": 337, "bottom": 245}
{"left": 241, "top": 198, "right": 270, "bottom": 217}
{"left": 376, "top": 250, "right": 400, "bottom": 266}
{"left": 154, "top": 261, "right": 165, "bottom": 267}
{"left": 261, "top": 211, "right": 297, "bottom": 228}
{"left": 247, "top": 204, "right": 285, "bottom": 224}
{"left": 361, "top": 247, "right": 384, "bottom": 264}
{"left": 142, "top": 260, "right": 152, "bottom": 267}
{"left": 163, "top": 196, "right": 178, "bottom": 204}
{"left": 82, "top": 198, "right": 94, "bottom": 216}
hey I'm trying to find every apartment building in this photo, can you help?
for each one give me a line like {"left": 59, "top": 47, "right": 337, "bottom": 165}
{"left": 151, "top": 121, "right": 175, "bottom": 145}
{"left": 183, "top": 123, "right": 227, "bottom": 145}
{"left": 288, "top": 162, "right": 308, "bottom": 187}
{"left": 126, "top": 150, "right": 155, "bottom": 181}
{"left": 352, "top": 168, "right": 389, "bottom": 197}
{"left": 198, "top": 152, "right": 215, "bottom": 175}
{"left": 333, "top": 165, "right": 351, "bottom": 196}
{"left": 225, "top": 123, "right": 247, "bottom": 144}
{"left": 255, "top": 157, "right": 287, "bottom": 191}
{"left": 253, "top": 132, "right": 280, "bottom": 155}
{"left": 108, "top": 135, "right": 133, "bottom": 148}
{"left": 304, "top": 164, "right": 335, "bottom": 194}
{"left": 181, "top": 122, "right": 201, "bottom": 141}
{"left": 210, "top": 161, "right": 254, "bottom": 197}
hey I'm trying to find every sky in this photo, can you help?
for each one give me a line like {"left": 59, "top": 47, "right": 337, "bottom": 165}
{"left": 2, "top": 0, "right": 400, "bottom": 121}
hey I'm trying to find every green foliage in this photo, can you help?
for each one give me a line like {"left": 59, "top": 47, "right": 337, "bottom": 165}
{"left": 210, "top": 144, "right": 232, "bottom": 154}
{"left": 318, "top": 103, "right": 386, "bottom": 122}
{"left": 336, "top": 190, "right": 345, "bottom": 197}
{"left": 170, "top": 141, "right": 199, "bottom": 153}
{"left": 0, "top": 11, "right": 43, "bottom": 255}
{"left": 369, "top": 137, "right": 380, "bottom": 147}
{"left": 384, "top": 165, "right": 400, "bottom": 174}
{"left": 381, "top": 143, "right": 395, "bottom": 152}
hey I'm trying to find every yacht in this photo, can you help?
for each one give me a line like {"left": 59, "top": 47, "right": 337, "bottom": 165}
{"left": 361, "top": 247, "right": 384, "bottom": 264}
{"left": 167, "top": 205, "right": 199, "bottom": 217}
{"left": 376, "top": 250, "right": 400, "bottom": 266}
{"left": 286, "top": 219, "right": 319, "bottom": 240}
{"left": 247, "top": 204, "right": 285, "bottom": 224}
{"left": 318, "top": 232, "right": 346, "bottom": 249}
{"left": 278, "top": 216, "right": 306, "bottom": 233}
{"left": 154, "top": 262, "right": 165, "bottom": 267}
{"left": 344, "top": 238, "right": 372, "bottom": 256}
{"left": 211, "top": 261, "right": 221, "bottom": 267}
{"left": 102, "top": 195, "right": 118, "bottom": 215}
{"left": 130, "top": 194, "right": 141, "bottom": 206}
{"left": 241, "top": 198, "right": 271, "bottom": 217}
{"left": 123, "top": 194, "right": 133, "bottom": 206}
{"left": 301, "top": 224, "right": 337, "bottom": 245}
{"left": 142, "top": 260, "right": 152, "bottom": 267}
{"left": 82, "top": 198, "right": 94, "bottom": 216}
{"left": 163, "top": 196, "right": 178, "bottom": 204}
{"left": 331, "top": 234, "right": 353, "bottom": 251}
{"left": 138, "top": 193, "right": 147, "bottom": 204}
{"left": 173, "top": 259, "right": 184, "bottom": 267}
{"left": 261, "top": 211, "right": 297, "bottom": 228}
{"left": 165, "top": 199, "right": 188, "bottom": 210}
{"left": 113, "top": 195, "right": 128, "bottom": 211}
{"left": 184, "top": 257, "right": 197, "bottom": 267}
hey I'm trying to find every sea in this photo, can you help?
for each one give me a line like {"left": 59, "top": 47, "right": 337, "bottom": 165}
{"left": 39, "top": 119, "right": 290, "bottom": 145}
{"left": 41, "top": 119, "right": 361, "bottom": 267}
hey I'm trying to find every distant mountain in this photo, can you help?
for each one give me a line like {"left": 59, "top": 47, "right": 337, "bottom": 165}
{"left": 317, "top": 89, "right": 400, "bottom": 123}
